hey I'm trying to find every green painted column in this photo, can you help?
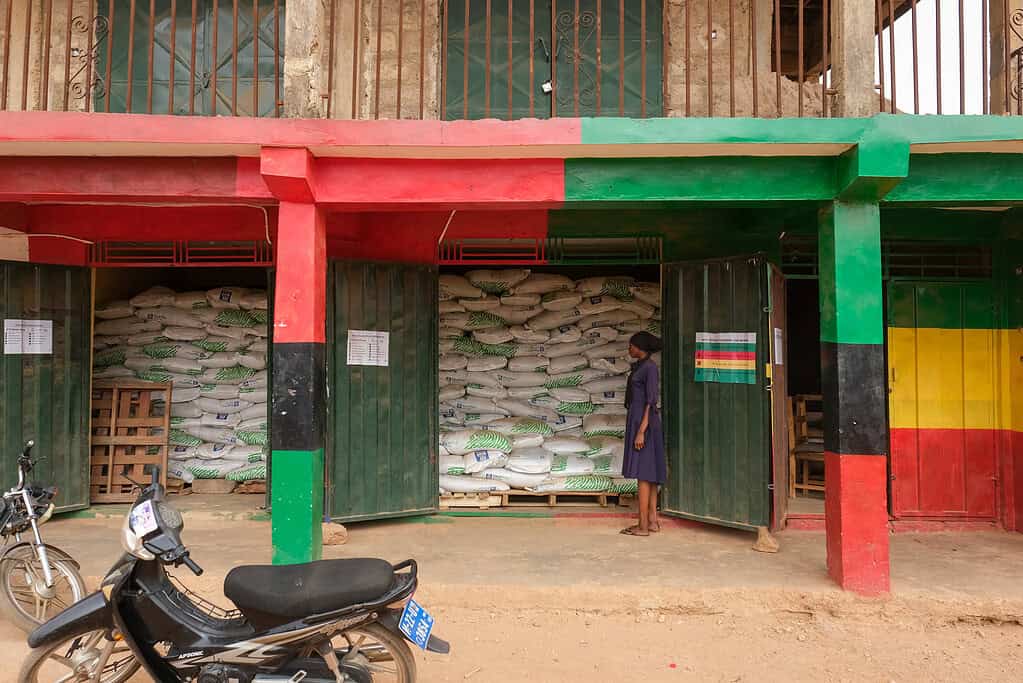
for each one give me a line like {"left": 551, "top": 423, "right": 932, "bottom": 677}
{"left": 818, "top": 201, "right": 890, "bottom": 596}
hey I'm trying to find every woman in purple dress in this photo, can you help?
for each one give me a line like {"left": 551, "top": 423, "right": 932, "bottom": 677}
{"left": 620, "top": 331, "right": 666, "bottom": 537}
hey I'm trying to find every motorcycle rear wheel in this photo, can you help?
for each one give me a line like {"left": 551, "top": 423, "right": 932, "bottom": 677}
{"left": 18, "top": 627, "right": 140, "bottom": 683}
{"left": 338, "top": 622, "right": 417, "bottom": 682}
{"left": 0, "top": 553, "right": 86, "bottom": 632}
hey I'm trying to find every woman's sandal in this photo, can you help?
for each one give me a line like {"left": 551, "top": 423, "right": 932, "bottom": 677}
{"left": 620, "top": 525, "right": 650, "bottom": 536}
{"left": 648, "top": 523, "right": 661, "bottom": 533}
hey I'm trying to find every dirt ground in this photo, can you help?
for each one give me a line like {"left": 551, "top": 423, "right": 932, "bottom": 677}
{"left": 4, "top": 507, "right": 1023, "bottom": 681}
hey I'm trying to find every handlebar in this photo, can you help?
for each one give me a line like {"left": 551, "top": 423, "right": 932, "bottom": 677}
{"left": 180, "top": 553, "right": 203, "bottom": 577}
{"left": 22, "top": 440, "right": 34, "bottom": 458}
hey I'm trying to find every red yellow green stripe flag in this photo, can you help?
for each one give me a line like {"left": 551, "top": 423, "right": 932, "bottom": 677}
{"left": 695, "top": 332, "right": 757, "bottom": 384}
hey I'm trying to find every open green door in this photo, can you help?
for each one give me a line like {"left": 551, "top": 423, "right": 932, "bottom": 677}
{"left": 327, "top": 261, "right": 439, "bottom": 523}
{"left": 0, "top": 263, "right": 91, "bottom": 512}
{"left": 661, "top": 255, "right": 772, "bottom": 531}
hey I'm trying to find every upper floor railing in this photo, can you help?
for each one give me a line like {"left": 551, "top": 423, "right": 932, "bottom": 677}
{"left": 2, "top": 0, "right": 1021, "bottom": 118}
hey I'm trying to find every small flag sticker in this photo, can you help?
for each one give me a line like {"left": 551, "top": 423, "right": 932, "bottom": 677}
{"left": 695, "top": 332, "right": 757, "bottom": 384}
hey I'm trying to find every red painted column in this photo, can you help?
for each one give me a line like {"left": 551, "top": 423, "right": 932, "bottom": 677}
{"left": 274, "top": 201, "right": 326, "bottom": 344}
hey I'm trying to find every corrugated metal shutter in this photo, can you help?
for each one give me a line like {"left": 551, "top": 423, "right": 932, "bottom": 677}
{"left": 661, "top": 255, "right": 771, "bottom": 530}
{"left": 0, "top": 263, "right": 91, "bottom": 512}
{"left": 327, "top": 261, "right": 438, "bottom": 523}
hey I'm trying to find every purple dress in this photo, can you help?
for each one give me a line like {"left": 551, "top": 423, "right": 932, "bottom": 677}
{"left": 622, "top": 360, "right": 666, "bottom": 485}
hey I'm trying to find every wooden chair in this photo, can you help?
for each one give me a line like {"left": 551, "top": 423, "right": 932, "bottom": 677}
{"left": 788, "top": 394, "right": 825, "bottom": 497}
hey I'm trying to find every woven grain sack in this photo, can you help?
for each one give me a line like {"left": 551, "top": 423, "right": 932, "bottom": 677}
{"left": 582, "top": 378, "right": 628, "bottom": 394}
{"left": 95, "top": 319, "right": 162, "bottom": 336}
{"left": 513, "top": 273, "right": 574, "bottom": 295}
{"left": 201, "top": 412, "right": 243, "bottom": 429}
{"left": 439, "top": 301, "right": 466, "bottom": 315}
{"left": 94, "top": 335, "right": 126, "bottom": 348}
{"left": 589, "top": 357, "right": 630, "bottom": 375}
{"left": 238, "top": 404, "right": 266, "bottom": 422}
{"left": 196, "top": 443, "right": 236, "bottom": 460}
{"left": 547, "top": 355, "right": 591, "bottom": 375}
{"left": 486, "top": 417, "right": 555, "bottom": 436}
{"left": 505, "top": 386, "right": 549, "bottom": 400}
{"left": 583, "top": 414, "right": 628, "bottom": 437}
{"left": 171, "top": 387, "right": 202, "bottom": 403}
{"left": 465, "top": 269, "right": 530, "bottom": 295}
{"left": 548, "top": 325, "right": 582, "bottom": 344}
{"left": 540, "top": 291, "right": 583, "bottom": 312}
{"left": 630, "top": 283, "right": 661, "bottom": 307}
{"left": 198, "top": 351, "right": 240, "bottom": 369}
{"left": 593, "top": 404, "right": 628, "bottom": 416}
{"left": 162, "top": 357, "right": 203, "bottom": 375}
{"left": 576, "top": 295, "right": 623, "bottom": 317}
{"left": 500, "top": 293, "right": 541, "bottom": 307}
{"left": 173, "top": 291, "right": 209, "bottom": 310}
{"left": 169, "top": 445, "right": 198, "bottom": 461}
{"left": 607, "top": 477, "right": 638, "bottom": 495}
{"left": 95, "top": 301, "right": 134, "bottom": 320}
{"left": 505, "top": 447, "right": 553, "bottom": 474}
{"left": 439, "top": 354, "right": 468, "bottom": 371}
{"left": 590, "top": 391, "right": 626, "bottom": 405}
{"left": 439, "top": 474, "right": 509, "bottom": 493}
{"left": 130, "top": 286, "right": 176, "bottom": 308}
{"left": 543, "top": 337, "right": 611, "bottom": 359}
{"left": 491, "top": 370, "right": 548, "bottom": 388}
{"left": 207, "top": 286, "right": 248, "bottom": 309}
{"left": 461, "top": 295, "right": 501, "bottom": 312}
{"left": 239, "top": 291, "right": 268, "bottom": 310}
{"left": 544, "top": 437, "right": 591, "bottom": 455}
{"left": 544, "top": 368, "right": 609, "bottom": 388}
{"left": 473, "top": 327, "right": 514, "bottom": 345}
{"left": 440, "top": 430, "right": 513, "bottom": 455}
{"left": 493, "top": 305, "right": 543, "bottom": 325}
{"left": 619, "top": 299, "right": 656, "bottom": 319}
{"left": 135, "top": 306, "right": 205, "bottom": 329}
{"left": 440, "top": 326, "right": 465, "bottom": 340}
{"left": 510, "top": 433, "right": 545, "bottom": 450}
{"left": 465, "top": 383, "right": 508, "bottom": 400}
{"left": 204, "top": 323, "right": 248, "bottom": 340}
{"left": 589, "top": 454, "right": 624, "bottom": 477}
{"left": 170, "top": 402, "right": 203, "bottom": 419}
{"left": 550, "top": 387, "right": 589, "bottom": 403}
{"left": 507, "top": 356, "right": 548, "bottom": 373}
{"left": 166, "top": 461, "right": 196, "bottom": 483}
{"left": 461, "top": 449, "right": 509, "bottom": 474}
{"left": 237, "top": 352, "right": 267, "bottom": 370}
{"left": 585, "top": 436, "right": 625, "bottom": 457}
{"left": 237, "top": 417, "right": 268, "bottom": 432}
{"left": 526, "top": 309, "right": 583, "bottom": 331}
{"left": 547, "top": 454, "right": 596, "bottom": 473}
{"left": 440, "top": 312, "right": 505, "bottom": 331}
{"left": 550, "top": 415, "right": 583, "bottom": 433}
{"left": 439, "top": 384, "right": 466, "bottom": 402}
{"left": 439, "top": 274, "right": 484, "bottom": 300}
{"left": 185, "top": 458, "right": 243, "bottom": 480}
{"left": 578, "top": 310, "right": 639, "bottom": 331}
{"left": 160, "top": 326, "right": 205, "bottom": 342}
{"left": 473, "top": 469, "right": 547, "bottom": 489}
{"left": 199, "top": 383, "right": 240, "bottom": 400}
{"left": 195, "top": 397, "right": 251, "bottom": 415}
{"left": 200, "top": 366, "right": 256, "bottom": 385}
{"left": 462, "top": 371, "right": 503, "bottom": 388}
{"left": 529, "top": 474, "right": 611, "bottom": 493}
{"left": 575, "top": 276, "right": 635, "bottom": 299}
{"left": 143, "top": 343, "right": 209, "bottom": 361}
{"left": 459, "top": 413, "right": 506, "bottom": 427}
{"left": 509, "top": 326, "right": 549, "bottom": 343}
{"left": 439, "top": 455, "right": 465, "bottom": 475}
{"left": 93, "top": 366, "right": 134, "bottom": 379}
{"left": 584, "top": 341, "right": 629, "bottom": 359}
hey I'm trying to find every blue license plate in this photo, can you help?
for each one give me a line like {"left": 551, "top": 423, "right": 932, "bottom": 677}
{"left": 398, "top": 599, "right": 435, "bottom": 651}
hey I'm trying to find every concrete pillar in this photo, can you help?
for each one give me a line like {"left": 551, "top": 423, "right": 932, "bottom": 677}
{"left": 829, "top": 0, "right": 876, "bottom": 117}
{"left": 990, "top": 1, "right": 1023, "bottom": 115}
{"left": 284, "top": 0, "right": 332, "bottom": 118}
{"left": 261, "top": 149, "right": 327, "bottom": 564}
{"left": 818, "top": 201, "right": 890, "bottom": 596}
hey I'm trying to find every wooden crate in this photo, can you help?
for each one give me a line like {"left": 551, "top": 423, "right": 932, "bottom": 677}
{"left": 501, "top": 491, "right": 609, "bottom": 508}
{"left": 90, "top": 382, "right": 171, "bottom": 503}
{"left": 439, "top": 492, "right": 504, "bottom": 510}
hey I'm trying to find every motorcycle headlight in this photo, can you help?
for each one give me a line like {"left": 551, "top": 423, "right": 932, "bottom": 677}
{"left": 121, "top": 510, "right": 155, "bottom": 561}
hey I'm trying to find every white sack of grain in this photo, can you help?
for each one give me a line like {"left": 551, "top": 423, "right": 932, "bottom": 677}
{"left": 583, "top": 378, "right": 628, "bottom": 394}
{"left": 526, "top": 309, "right": 584, "bottom": 331}
{"left": 547, "top": 454, "right": 595, "bottom": 474}
{"left": 530, "top": 474, "right": 612, "bottom": 492}
{"left": 94, "top": 366, "right": 135, "bottom": 379}
{"left": 200, "top": 383, "right": 240, "bottom": 400}
{"left": 163, "top": 326, "right": 208, "bottom": 342}
{"left": 201, "top": 412, "right": 243, "bottom": 429}
{"left": 491, "top": 370, "right": 549, "bottom": 388}
{"left": 439, "top": 474, "right": 509, "bottom": 493}
{"left": 547, "top": 355, "right": 590, "bottom": 374}
{"left": 441, "top": 430, "right": 513, "bottom": 455}
{"left": 578, "top": 310, "right": 639, "bottom": 331}
{"left": 173, "top": 291, "right": 208, "bottom": 310}
{"left": 195, "top": 397, "right": 251, "bottom": 415}
{"left": 584, "top": 341, "right": 629, "bottom": 360}
{"left": 238, "top": 416, "right": 267, "bottom": 432}
{"left": 500, "top": 293, "right": 540, "bottom": 307}
{"left": 439, "top": 354, "right": 468, "bottom": 371}
{"left": 585, "top": 436, "right": 625, "bottom": 457}
{"left": 439, "top": 274, "right": 484, "bottom": 300}
{"left": 493, "top": 305, "right": 543, "bottom": 325}
{"left": 439, "top": 384, "right": 466, "bottom": 402}
{"left": 511, "top": 433, "right": 545, "bottom": 450}
{"left": 505, "top": 447, "right": 554, "bottom": 474}
{"left": 619, "top": 300, "right": 656, "bottom": 319}
{"left": 195, "top": 336, "right": 251, "bottom": 353}
{"left": 461, "top": 449, "right": 509, "bottom": 474}
{"left": 509, "top": 326, "right": 549, "bottom": 343}
{"left": 440, "top": 312, "right": 504, "bottom": 331}
{"left": 184, "top": 427, "right": 240, "bottom": 445}
{"left": 439, "top": 455, "right": 465, "bottom": 475}
{"left": 460, "top": 413, "right": 506, "bottom": 427}
{"left": 474, "top": 469, "right": 547, "bottom": 489}
{"left": 543, "top": 337, "right": 611, "bottom": 359}
{"left": 468, "top": 355, "right": 507, "bottom": 370}
{"left": 544, "top": 368, "right": 610, "bottom": 388}
{"left": 615, "top": 320, "right": 647, "bottom": 335}
{"left": 590, "top": 357, "right": 631, "bottom": 374}
{"left": 590, "top": 454, "right": 624, "bottom": 477}
{"left": 506, "top": 386, "right": 548, "bottom": 399}
{"left": 198, "top": 352, "right": 239, "bottom": 368}
{"left": 593, "top": 404, "right": 628, "bottom": 416}
{"left": 576, "top": 295, "right": 623, "bottom": 317}
{"left": 170, "top": 402, "right": 203, "bottom": 419}
{"left": 238, "top": 404, "right": 267, "bottom": 422}
{"left": 449, "top": 396, "right": 507, "bottom": 416}
{"left": 200, "top": 366, "right": 256, "bottom": 385}
{"left": 94, "top": 335, "right": 126, "bottom": 348}
{"left": 463, "top": 371, "right": 506, "bottom": 388}
{"left": 465, "top": 384, "right": 508, "bottom": 400}
{"left": 95, "top": 319, "right": 162, "bottom": 336}
{"left": 543, "top": 437, "right": 591, "bottom": 455}
{"left": 440, "top": 326, "right": 465, "bottom": 339}
{"left": 630, "top": 283, "right": 661, "bottom": 307}
{"left": 550, "top": 387, "right": 590, "bottom": 403}
{"left": 575, "top": 276, "right": 635, "bottom": 298}
{"left": 206, "top": 286, "right": 247, "bottom": 309}
{"left": 583, "top": 413, "right": 628, "bottom": 437}
{"left": 95, "top": 301, "right": 134, "bottom": 320}
{"left": 547, "top": 326, "right": 582, "bottom": 344}
{"left": 185, "top": 459, "right": 244, "bottom": 480}
{"left": 496, "top": 400, "right": 557, "bottom": 421}
{"left": 135, "top": 306, "right": 205, "bottom": 329}
{"left": 591, "top": 391, "right": 626, "bottom": 405}
{"left": 170, "top": 417, "right": 201, "bottom": 429}
{"left": 142, "top": 343, "right": 208, "bottom": 361}
{"left": 169, "top": 445, "right": 198, "bottom": 461}
{"left": 461, "top": 295, "right": 501, "bottom": 312}
{"left": 196, "top": 443, "right": 235, "bottom": 460}
{"left": 466, "top": 269, "right": 530, "bottom": 294}
{"left": 162, "top": 357, "right": 203, "bottom": 375}
{"left": 130, "top": 286, "right": 176, "bottom": 308}
{"left": 473, "top": 327, "right": 514, "bottom": 345}
{"left": 124, "top": 356, "right": 164, "bottom": 372}
{"left": 439, "top": 301, "right": 465, "bottom": 315}
{"left": 580, "top": 326, "right": 619, "bottom": 342}
{"left": 171, "top": 387, "right": 202, "bottom": 403}
{"left": 237, "top": 352, "right": 267, "bottom": 370}
{"left": 204, "top": 323, "right": 248, "bottom": 340}
{"left": 507, "top": 356, "right": 548, "bottom": 372}
{"left": 540, "top": 291, "right": 583, "bottom": 312}
{"left": 513, "top": 273, "right": 574, "bottom": 295}
{"left": 166, "top": 460, "right": 196, "bottom": 484}
{"left": 239, "top": 291, "right": 268, "bottom": 310}
{"left": 486, "top": 417, "right": 555, "bottom": 436}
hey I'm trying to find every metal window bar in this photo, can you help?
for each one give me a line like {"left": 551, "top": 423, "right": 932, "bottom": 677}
{"left": 782, "top": 238, "right": 993, "bottom": 280}
{"left": 89, "top": 241, "right": 274, "bottom": 267}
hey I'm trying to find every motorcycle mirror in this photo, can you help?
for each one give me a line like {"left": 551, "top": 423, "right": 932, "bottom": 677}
{"left": 151, "top": 466, "right": 161, "bottom": 486}
{"left": 25, "top": 440, "right": 34, "bottom": 449}
{"left": 122, "top": 474, "right": 146, "bottom": 492}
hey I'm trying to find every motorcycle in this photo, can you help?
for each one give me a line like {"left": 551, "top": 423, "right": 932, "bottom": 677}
{"left": 20, "top": 467, "right": 449, "bottom": 682}
{"left": 0, "top": 439, "right": 85, "bottom": 632}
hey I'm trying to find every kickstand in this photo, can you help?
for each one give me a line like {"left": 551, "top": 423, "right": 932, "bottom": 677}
{"left": 315, "top": 641, "right": 344, "bottom": 683}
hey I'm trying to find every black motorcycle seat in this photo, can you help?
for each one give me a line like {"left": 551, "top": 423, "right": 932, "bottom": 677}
{"left": 224, "top": 558, "right": 395, "bottom": 623}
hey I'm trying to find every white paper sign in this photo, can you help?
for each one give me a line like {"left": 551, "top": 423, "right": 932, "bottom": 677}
{"left": 347, "top": 330, "right": 389, "bottom": 367}
{"left": 773, "top": 327, "right": 784, "bottom": 366}
{"left": 4, "top": 319, "right": 53, "bottom": 355}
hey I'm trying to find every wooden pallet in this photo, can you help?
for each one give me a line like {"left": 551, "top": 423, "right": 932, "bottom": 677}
{"left": 439, "top": 492, "right": 503, "bottom": 510}
{"left": 90, "top": 381, "right": 171, "bottom": 503}
{"left": 166, "top": 478, "right": 192, "bottom": 496}
{"left": 501, "top": 491, "right": 609, "bottom": 508}
{"left": 235, "top": 480, "right": 267, "bottom": 495}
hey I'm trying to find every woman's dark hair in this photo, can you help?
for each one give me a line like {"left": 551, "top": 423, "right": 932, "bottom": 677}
{"left": 629, "top": 331, "right": 663, "bottom": 355}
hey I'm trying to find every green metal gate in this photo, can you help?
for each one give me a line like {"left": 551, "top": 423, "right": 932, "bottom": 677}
{"left": 661, "top": 255, "right": 772, "bottom": 530}
{"left": 0, "top": 263, "right": 91, "bottom": 512}
{"left": 327, "top": 261, "right": 439, "bottom": 523}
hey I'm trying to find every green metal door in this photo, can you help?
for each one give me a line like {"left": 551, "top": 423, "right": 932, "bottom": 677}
{"left": 327, "top": 261, "right": 438, "bottom": 523}
{"left": 0, "top": 263, "right": 91, "bottom": 512}
{"left": 661, "top": 255, "right": 772, "bottom": 530}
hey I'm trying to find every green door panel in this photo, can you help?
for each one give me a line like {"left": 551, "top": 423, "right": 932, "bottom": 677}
{"left": 95, "top": 0, "right": 284, "bottom": 116}
{"left": 327, "top": 261, "right": 438, "bottom": 523}
{"left": 0, "top": 263, "right": 91, "bottom": 512}
{"left": 662, "top": 255, "right": 771, "bottom": 530}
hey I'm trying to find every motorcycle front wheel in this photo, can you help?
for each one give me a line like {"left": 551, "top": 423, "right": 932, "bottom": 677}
{"left": 338, "top": 622, "right": 417, "bottom": 682}
{"left": 0, "top": 552, "right": 86, "bottom": 632}
{"left": 18, "top": 627, "right": 140, "bottom": 683}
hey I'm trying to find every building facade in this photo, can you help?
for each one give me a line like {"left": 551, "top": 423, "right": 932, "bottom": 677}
{"left": 1, "top": 0, "right": 1022, "bottom": 596}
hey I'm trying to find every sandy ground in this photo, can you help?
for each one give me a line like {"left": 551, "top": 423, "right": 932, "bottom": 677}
{"left": 4, "top": 507, "right": 1023, "bottom": 681}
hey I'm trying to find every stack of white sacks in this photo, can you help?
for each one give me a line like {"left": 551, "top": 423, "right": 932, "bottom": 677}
{"left": 92, "top": 286, "right": 269, "bottom": 487}
{"left": 438, "top": 270, "right": 661, "bottom": 498}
